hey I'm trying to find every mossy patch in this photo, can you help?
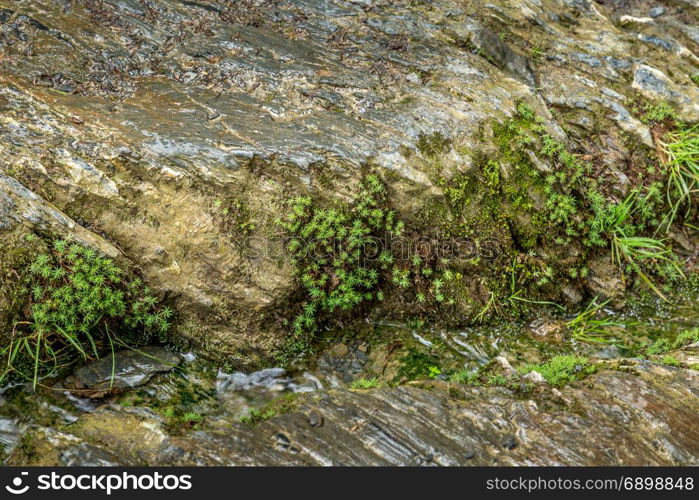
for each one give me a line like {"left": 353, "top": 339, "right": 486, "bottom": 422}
{"left": 240, "top": 392, "right": 300, "bottom": 426}
{"left": 520, "top": 355, "right": 595, "bottom": 387}
{"left": 416, "top": 131, "right": 452, "bottom": 157}
{"left": 0, "top": 228, "right": 47, "bottom": 341}
{"left": 2, "top": 238, "right": 174, "bottom": 385}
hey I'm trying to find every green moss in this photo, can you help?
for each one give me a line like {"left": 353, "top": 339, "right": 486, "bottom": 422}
{"left": 240, "top": 393, "right": 300, "bottom": 426}
{"left": 521, "top": 355, "right": 594, "bottom": 387}
{"left": 661, "top": 355, "right": 680, "bottom": 367}
{"left": 2, "top": 239, "right": 173, "bottom": 385}
{"left": 350, "top": 377, "right": 382, "bottom": 390}
{"left": 643, "top": 327, "right": 699, "bottom": 357}
{"left": 394, "top": 348, "right": 442, "bottom": 382}
{"left": 416, "top": 131, "right": 451, "bottom": 157}
{"left": 0, "top": 228, "right": 47, "bottom": 340}
{"left": 213, "top": 198, "right": 256, "bottom": 236}
{"left": 277, "top": 174, "right": 472, "bottom": 360}
{"left": 449, "top": 369, "right": 480, "bottom": 385}
{"left": 641, "top": 101, "right": 678, "bottom": 125}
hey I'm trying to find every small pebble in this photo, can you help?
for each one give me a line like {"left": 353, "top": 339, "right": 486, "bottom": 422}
{"left": 308, "top": 412, "right": 324, "bottom": 427}
{"left": 649, "top": 7, "right": 665, "bottom": 18}
{"left": 503, "top": 436, "right": 518, "bottom": 450}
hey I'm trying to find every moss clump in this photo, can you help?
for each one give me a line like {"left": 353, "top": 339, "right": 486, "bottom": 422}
{"left": 449, "top": 369, "right": 480, "bottom": 385}
{"left": 350, "top": 377, "right": 382, "bottom": 390}
{"left": 276, "top": 175, "right": 403, "bottom": 350}
{"left": 239, "top": 393, "right": 300, "bottom": 426}
{"left": 643, "top": 327, "right": 699, "bottom": 357}
{"left": 521, "top": 355, "right": 594, "bottom": 387}
{"left": 416, "top": 131, "right": 451, "bottom": 157}
{"left": 661, "top": 355, "right": 680, "bottom": 367}
{"left": 212, "top": 197, "right": 256, "bottom": 237}
{"left": 393, "top": 348, "right": 442, "bottom": 383}
{"left": 277, "top": 174, "right": 467, "bottom": 360}
{"left": 640, "top": 101, "right": 679, "bottom": 125}
{"left": 0, "top": 229, "right": 47, "bottom": 339}
{"left": 2, "top": 239, "right": 173, "bottom": 385}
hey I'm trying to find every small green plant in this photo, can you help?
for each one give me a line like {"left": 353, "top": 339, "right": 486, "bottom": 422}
{"left": 181, "top": 411, "right": 203, "bottom": 424}
{"left": 521, "top": 355, "right": 592, "bottom": 387}
{"left": 566, "top": 297, "right": 620, "bottom": 343}
{"left": 641, "top": 101, "right": 678, "bottom": 125}
{"left": 350, "top": 377, "right": 381, "bottom": 390}
{"left": 661, "top": 355, "right": 680, "bottom": 367}
{"left": 658, "top": 123, "right": 699, "bottom": 229}
{"left": 691, "top": 75, "right": 699, "bottom": 86}
{"left": 646, "top": 338, "right": 671, "bottom": 356}
{"left": 474, "top": 292, "right": 496, "bottom": 323}
{"left": 449, "top": 369, "right": 480, "bottom": 385}
{"left": 161, "top": 406, "right": 176, "bottom": 418}
{"left": 240, "top": 408, "right": 276, "bottom": 425}
{"left": 2, "top": 240, "right": 172, "bottom": 387}
{"left": 587, "top": 189, "right": 682, "bottom": 299}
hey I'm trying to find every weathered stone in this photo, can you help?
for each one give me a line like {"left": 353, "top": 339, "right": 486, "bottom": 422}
{"left": 9, "top": 356, "right": 699, "bottom": 466}
{"left": 526, "top": 318, "right": 568, "bottom": 344}
{"left": 0, "top": 0, "right": 696, "bottom": 366}
{"left": 60, "top": 346, "right": 181, "bottom": 398}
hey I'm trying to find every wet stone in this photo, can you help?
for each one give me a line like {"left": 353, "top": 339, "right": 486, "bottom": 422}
{"left": 62, "top": 346, "right": 181, "bottom": 398}
{"left": 308, "top": 412, "right": 324, "bottom": 428}
{"left": 649, "top": 7, "right": 665, "bottom": 18}
{"left": 502, "top": 436, "right": 518, "bottom": 450}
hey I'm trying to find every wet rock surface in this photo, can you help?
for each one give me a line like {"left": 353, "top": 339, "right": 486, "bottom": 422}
{"left": 0, "top": 0, "right": 698, "bottom": 468}
{"left": 59, "top": 346, "right": 181, "bottom": 398}
{"left": 7, "top": 354, "right": 699, "bottom": 466}
{"left": 0, "top": 0, "right": 697, "bottom": 362}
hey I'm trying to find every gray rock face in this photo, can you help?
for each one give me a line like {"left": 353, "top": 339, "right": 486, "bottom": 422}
{"left": 9, "top": 357, "right": 699, "bottom": 465}
{"left": 0, "top": 0, "right": 697, "bottom": 363}
{"left": 62, "top": 346, "right": 181, "bottom": 397}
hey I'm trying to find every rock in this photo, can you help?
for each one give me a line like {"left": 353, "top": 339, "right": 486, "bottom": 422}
{"left": 11, "top": 357, "right": 699, "bottom": 465}
{"left": 502, "top": 436, "right": 518, "bottom": 450}
{"left": 331, "top": 344, "right": 350, "bottom": 358}
{"left": 522, "top": 370, "right": 545, "bottom": 384}
{"left": 494, "top": 355, "right": 516, "bottom": 377}
{"left": 63, "top": 347, "right": 181, "bottom": 398}
{"left": 649, "top": 7, "right": 665, "bottom": 18}
{"left": 526, "top": 318, "right": 568, "bottom": 343}
{"left": 586, "top": 256, "right": 626, "bottom": 303}
{"left": 0, "top": 0, "right": 697, "bottom": 366}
